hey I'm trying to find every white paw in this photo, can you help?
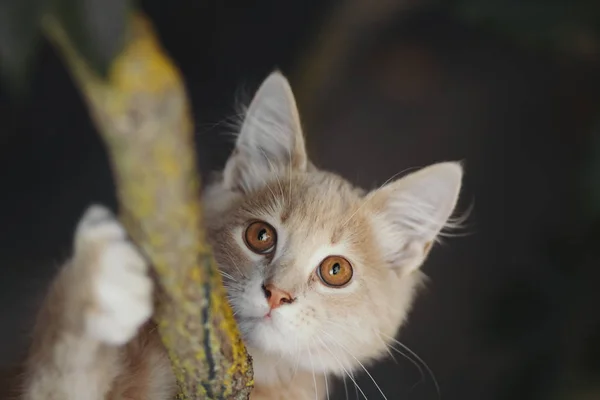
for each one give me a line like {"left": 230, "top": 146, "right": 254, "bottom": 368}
{"left": 76, "top": 205, "right": 154, "bottom": 345}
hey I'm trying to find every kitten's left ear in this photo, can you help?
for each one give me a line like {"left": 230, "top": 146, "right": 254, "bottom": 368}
{"left": 367, "top": 162, "right": 463, "bottom": 273}
{"left": 223, "top": 71, "right": 307, "bottom": 192}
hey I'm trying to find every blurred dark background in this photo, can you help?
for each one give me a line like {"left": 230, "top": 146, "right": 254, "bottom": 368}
{"left": 1, "top": 1, "right": 600, "bottom": 399}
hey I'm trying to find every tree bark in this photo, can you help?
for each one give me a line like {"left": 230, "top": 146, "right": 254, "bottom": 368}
{"left": 42, "top": 11, "right": 253, "bottom": 400}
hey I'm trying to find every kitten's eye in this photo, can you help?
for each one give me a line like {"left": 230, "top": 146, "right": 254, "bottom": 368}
{"left": 318, "top": 256, "right": 353, "bottom": 287}
{"left": 244, "top": 221, "right": 277, "bottom": 254}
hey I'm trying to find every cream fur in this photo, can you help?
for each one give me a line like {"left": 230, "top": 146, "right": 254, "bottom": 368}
{"left": 19, "top": 71, "right": 463, "bottom": 400}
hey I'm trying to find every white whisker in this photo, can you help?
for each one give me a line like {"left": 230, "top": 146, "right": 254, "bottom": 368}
{"left": 222, "top": 250, "right": 248, "bottom": 279}
{"left": 380, "top": 339, "right": 425, "bottom": 389}
{"left": 342, "top": 372, "right": 349, "bottom": 400}
{"left": 291, "top": 336, "right": 302, "bottom": 380}
{"left": 218, "top": 270, "right": 237, "bottom": 282}
{"left": 307, "top": 344, "right": 319, "bottom": 400}
{"left": 377, "top": 330, "right": 440, "bottom": 398}
{"left": 378, "top": 335, "right": 399, "bottom": 364}
{"left": 313, "top": 339, "right": 330, "bottom": 400}
{"left": 316, "top": 335, "right": 367, "bottom": 400}
{"left": 321, "top": 330, "right": 387, "bottom": 400}
{"left": 351, "top": 369, "right": 360, "bottom": 400}
{"left": 322, "top": 318, "right": 430, "bottom": 394}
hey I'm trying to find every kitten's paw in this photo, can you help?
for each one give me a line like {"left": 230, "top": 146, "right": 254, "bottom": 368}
{"left": 74, "top": 204, "right": 128, "bottom": 251}
{"left": 76, "top": 205, "right": 153, "bottom": 346}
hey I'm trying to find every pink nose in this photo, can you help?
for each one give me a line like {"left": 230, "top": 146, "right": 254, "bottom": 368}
{"left": 262, "top": 283, "right": 294, "bottom": 310}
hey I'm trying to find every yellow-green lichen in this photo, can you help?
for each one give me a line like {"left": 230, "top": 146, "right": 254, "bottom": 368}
{"left": 44, "top": 9, "right": 253, "bottom": 400}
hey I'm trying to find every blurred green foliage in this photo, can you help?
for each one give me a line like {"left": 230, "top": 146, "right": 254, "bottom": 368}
{"left": 0, "top": 0, "right": 131, "bottom": 95}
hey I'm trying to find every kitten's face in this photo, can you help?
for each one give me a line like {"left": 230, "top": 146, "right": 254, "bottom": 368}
{"left": 206, "top": 172, "right": 422, "bottom": 375}
{"left": 203, "top": 72, "right": 463, "bottom": 377}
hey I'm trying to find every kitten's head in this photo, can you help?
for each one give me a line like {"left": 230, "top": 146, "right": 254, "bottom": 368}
{"left": 203, "top": 72, "right": 463, "bottom": 378}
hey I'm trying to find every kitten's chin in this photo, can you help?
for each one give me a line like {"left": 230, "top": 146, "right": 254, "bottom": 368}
{"left": 236, "top": 308, "right": 368, "bottom": 377}
{"left": 240, "top": 316, "right": 347, "bottom": 376}
{"left": 241, "top": 315, "right": 289, "bottom": 355}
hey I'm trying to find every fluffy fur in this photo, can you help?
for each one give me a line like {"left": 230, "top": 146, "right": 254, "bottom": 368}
{"left": 18, "top": 71, "right": 463, "bottom": 399}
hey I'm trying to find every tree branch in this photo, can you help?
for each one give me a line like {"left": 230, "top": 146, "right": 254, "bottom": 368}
{"left": 43, "top": 11, "right": 253, "bottom": 400}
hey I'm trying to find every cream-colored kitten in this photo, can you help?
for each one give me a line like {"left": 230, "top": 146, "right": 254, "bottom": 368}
{"left": 19, "top": 72, "right": 463, "bottom": 400}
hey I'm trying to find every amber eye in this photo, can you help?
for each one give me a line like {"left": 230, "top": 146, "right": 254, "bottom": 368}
{"left": 317, "top": 256, "right": 353, "bottom": 287}
{"left": 244, "top": 221, "right": 277, "bottom": 254}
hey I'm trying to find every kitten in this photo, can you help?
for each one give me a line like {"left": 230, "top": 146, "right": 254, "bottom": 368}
{"left": 19, "top": 71, "right": 463, "bottom": 400}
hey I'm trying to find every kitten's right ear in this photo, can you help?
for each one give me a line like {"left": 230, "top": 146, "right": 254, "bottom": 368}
{"left": 367, "top": 162, "right": 463, "bottom": 274}
{"left": 223, "top": 71, "right": 307, "bottom": 193}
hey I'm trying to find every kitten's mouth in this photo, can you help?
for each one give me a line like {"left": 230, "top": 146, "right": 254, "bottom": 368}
{"left": 253, "top": 310, "right": 280, "bottom": 326}
{"left": 238, "top": 311, "right": 287, "bottom": 350}
{"left": 238, "top": 311, "right": 274, "bottom": 324}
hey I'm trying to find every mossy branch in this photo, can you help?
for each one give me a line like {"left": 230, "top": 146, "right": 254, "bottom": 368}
{"left": 42, "top": 11, "right": 253, "bottom": 400}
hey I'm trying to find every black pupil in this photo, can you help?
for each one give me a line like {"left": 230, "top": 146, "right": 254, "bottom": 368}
{"left": 330, "top": 263, "right": 341, "bottom": 275}
{"left": 258, "top": 229, "right": 269, "bottom": 242}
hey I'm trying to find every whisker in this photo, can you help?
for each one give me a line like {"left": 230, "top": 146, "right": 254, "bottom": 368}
{"left": 320, "top": 330, "right": 388, "bottom": 400}
{"left": 323, "top": 317, "right": 428, "bottom": 393}
{"left": 342, "top": 372, "right": 349, "bottom": 400}
{"left": 272, "top": 346, "right": 290, "bottom": 369}
{"left": 380, "top": 340, "right": 425, "bottom": 389}
{"left": 315, "top": 335, "right": 367, "bottom": 400}
{"left": 377, "top": 330, "right": 440, "bottom": 398}
{"left": 351, "top": 369, "right": 360, "bottom": 400}
{"left": 307, "top": 344, "right": 319, "bottom": 400}
{"left": 218, "top": 270, "right": 238, "bottom": 282}
{"left": 313, "top": 338, "right": 330, "bottom": 400}
{"left": 378, "top": 335, "right": 398, "bottom": 364}
{"left": 196, "top": 111, "right": 246, "bottom": 136}
{"left": 222, "top": 251, "right": 248, "bottom": 279}
{"left": 291, "top": 336, "right": 302, "bottom": 380}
